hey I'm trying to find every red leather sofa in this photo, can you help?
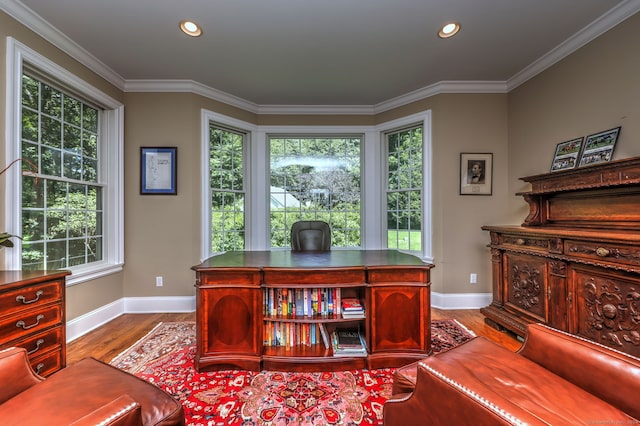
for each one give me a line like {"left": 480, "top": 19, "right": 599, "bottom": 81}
{"left": 0, "top": 346, "right": 184, "bottom": 425}
{"left": 384, "top": 323, "right": 640, "bottom": 425}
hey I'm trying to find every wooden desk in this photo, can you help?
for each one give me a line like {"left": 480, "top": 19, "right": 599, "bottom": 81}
{"left": 192, "top": 250, "right": 433, "bottom": 371}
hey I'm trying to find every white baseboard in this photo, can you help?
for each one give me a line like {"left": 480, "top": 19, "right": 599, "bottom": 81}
{"left": 66, "top": 296, "right": 196, "bottom": 342}
{"left": 431, "top": 292, "right": 492, "bottom": 310}
{"left": 67, "top": 293, "right": 489, "bottom": 342}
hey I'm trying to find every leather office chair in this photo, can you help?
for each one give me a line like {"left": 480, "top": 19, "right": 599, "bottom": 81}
{"left": 290, "top": 220, "right": 331, "bottom": 251}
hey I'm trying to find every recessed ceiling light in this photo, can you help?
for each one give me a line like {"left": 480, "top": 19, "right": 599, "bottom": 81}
{"left": 438, "top": 22, "right": 461, "bottom": 39}
{"left": 180, "top": 20, "right": 202, "bottom": 37}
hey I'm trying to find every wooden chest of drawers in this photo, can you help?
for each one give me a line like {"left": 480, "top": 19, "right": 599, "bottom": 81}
{"left": 0, "top": 270, "right": 69, "bottom": 377}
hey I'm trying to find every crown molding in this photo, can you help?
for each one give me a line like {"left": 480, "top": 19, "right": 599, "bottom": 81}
{"left": 373, "top": 81, "right": 508, "bottom": 114}
{"left": 124, "top": 79, "right": 261, "bottom": 114}
{"left": 3, "top": 0, "right": 639, "bottom": 114}
{"left": 0, "top": 0, "right": 126, "bottom": 90}
{"left": 507, "top": 0, "right": 640, "bottom": 91}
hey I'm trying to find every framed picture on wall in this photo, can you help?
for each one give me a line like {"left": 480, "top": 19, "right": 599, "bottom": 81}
{"left": 140, "top": 147, "right": 177, "bottom": 195}
{"left": 550, "top": 137, "right": 583, "bottom": 172}
{"left": 460, "top": 153, "right": 493, "bottom": 195}
{"left": 578, "top": 126, "right": 621, "bottom": 167}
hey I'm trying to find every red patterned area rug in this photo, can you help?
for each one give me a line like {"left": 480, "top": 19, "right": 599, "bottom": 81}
{"left": 110, "top": 320, "right": 474, "bottom": 425}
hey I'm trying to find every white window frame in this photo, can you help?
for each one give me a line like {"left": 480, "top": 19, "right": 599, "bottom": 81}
{"left": 200, "top": 110, "right": 432, "bottom": 262}
{"left": 4, "top": 37, "right": 124, "bottom": 285}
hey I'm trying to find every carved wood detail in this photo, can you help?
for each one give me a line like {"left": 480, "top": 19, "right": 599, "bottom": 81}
{"left": 482, "top": 157, "right": 640, "bottom": 357}
{"left": 508, "top": 262, "right": 542, "bottom": 311}
{"left": 581, "top": 277, "right": 640, "bottom": 352}
{"left": 549, "top": 261, "right": 566, "bottom": 277}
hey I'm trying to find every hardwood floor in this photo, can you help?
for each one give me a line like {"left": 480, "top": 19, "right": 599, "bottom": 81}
{"left": 66, "top": 308, "right": 522, "bottom": 365}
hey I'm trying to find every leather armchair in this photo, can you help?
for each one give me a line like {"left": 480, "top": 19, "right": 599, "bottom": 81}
{"left": 0, "top": 346, "right": 184, "bottom": 425}
{"left": 291, "top": 220, "right": 331, "bottom": 251}
{"left": 384, "top": 323, "right": 640, "bottom": 425}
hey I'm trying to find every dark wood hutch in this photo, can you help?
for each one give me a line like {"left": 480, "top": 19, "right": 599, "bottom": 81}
{"left": 482, "top": 157, "right": 640, "bottom": 357}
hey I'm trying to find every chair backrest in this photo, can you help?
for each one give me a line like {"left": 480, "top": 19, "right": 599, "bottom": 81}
{"left": 290, "top": 220, "right": 331, "bottom": 251}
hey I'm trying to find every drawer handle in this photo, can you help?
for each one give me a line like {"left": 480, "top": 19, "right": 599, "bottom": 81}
{"left": 16, "top": 314, "right": 45, "bottom": 330}
{"left": 35, "top": 363, "right": 45, "bottom": 375}
{"left": 16, "top": 290, "right": 44, "bottom": 305}
{"left": 27, "top": 339, "right": 46, "bottom": 355}
{"left": 595, "top": 247, "right": 610, "bottom": 257}
{"left": 515, "top": 238, "right": 525, "bottom": 245}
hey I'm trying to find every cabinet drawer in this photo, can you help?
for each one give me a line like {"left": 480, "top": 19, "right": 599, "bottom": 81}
{"left": 566, "top": 240, "right": 640, "bottom": 268}
{"left": 0, "top": 281, "right": 62, "bottom": 317}
{"left": 5, "top": 327, "right": 63, "bottom": 360}
{"left": 0, "top": 305, "right": 62, "bottom": 342}
{"left": 31, "top": 349, "right": 63, "bottom": 377}
{"left": 500, "top": 234, "right": 554, "bottom": 253}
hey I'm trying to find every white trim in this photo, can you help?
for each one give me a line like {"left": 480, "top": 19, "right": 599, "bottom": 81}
{"left": 123, "top": 296, "right": 196, "bottom": 313}
{"left": 66, "top": 298, "right": 125, "bottom": 342}
{"left": 507, "top": 0, "right": 640, "bottom": 90}
{"left": 431, "top": 291, "right": 493, "bottom": 310}
{"left": 374, "top": 111, "right": 433, "bottom": 261}
{"left": 128, "top": 79, "right": 260, "bottom": 114}
{"left": 0, "top": 0, "right": 125, "bottom": 90}
{"left": 65, "top": 292, "right": 490, "bottom": 343}
{"left": 3, "top": 37, "right": 124, "bottom": 280}
{"left": 200, "top": 110, "right": 259, "bottom": 259}
{"left": 200, "top": 109, "right": 434, "bottom": 260}
{"left": 65, "top": 296, "right": 196, "bottom": 342}
{"left": 4, "top": 0, "right": 636, "bottom": 113}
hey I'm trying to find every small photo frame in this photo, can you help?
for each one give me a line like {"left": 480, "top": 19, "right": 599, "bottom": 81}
{"left": 550, "top": 137, "right": 583, "bottom": 172}
{"left": 578, "top": 126, "right": 621, "bottom": 167}
{"left": 140, "top": 147, "right": 177, "bottom": 195}
{"left": 460, "top": 153, "right": 492, "bottom": 195}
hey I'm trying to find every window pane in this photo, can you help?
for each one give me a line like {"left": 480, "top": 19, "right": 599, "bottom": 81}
{"left": 22, "top": 241, "right": 44, "bottom": 269}
{"left": 20, "top": 74, "right": 104, "bottom": 270}
{"left": 209, "top": 125, "right": 245, "bottom": 252}
{"left": 269, "top": 136, "right": 362, "bottom": 248}
{"left": 46, "top": 240, "right": 67, "bottom": 270}
{"left": 22, "top": 108, "right": 39, "bottom": 142}
{"left": 386, "top": 125, "right": 423, "bottom": 252}
{"left": 22, "top": 209, "right": 44, "bottom": 241}
{"left": 22, "top": 175, "right": 43, "bottom": 208}
{"left": 64, "top": 97, "right": 82, "bottom": 126}
{"left": 21, "top": 75, "right": 39, "bottom": 109}
{"left": 41, "top": 116, "right": 62, "bottom": 148}
{"left": 41, "top": 84, "right": 61, "bottom": 118}
{"left": 68, "top": 239, "right": 86, "bottom": 266}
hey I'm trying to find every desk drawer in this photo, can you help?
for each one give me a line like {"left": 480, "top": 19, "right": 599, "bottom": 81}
{"left": 7, "top": 327, "right": 63, "bottom": 360}
{"left": 0, "top": 281, "right": 62, "bottom": 317}
{"left": 0, "top": 305, "right": 62, "bottom": 343}
{"left": 566, "top": 240, "right": 640, "bottom": 268}
{"left": 31, "top": 349, "right": 63, "bottom": 377}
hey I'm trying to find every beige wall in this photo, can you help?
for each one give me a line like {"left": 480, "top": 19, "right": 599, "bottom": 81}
{"left": 507, "top": 12, "right": 640, "bottom": 220}
{"left": 121, "top": 92, "right": 509, "bottom": 299}
{"left": 0, "top": 12, "right": 125, "bottom": 320}
{"left": 3, "top": 9, "right": 639, "bottom": 321}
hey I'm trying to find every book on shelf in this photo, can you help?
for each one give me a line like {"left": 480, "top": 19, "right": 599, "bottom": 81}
{"left": 318, "top": 323, "right": 330, "bottom": 349}
{"left": 331, "top": 328, "right": 367, "bottom": 357}
{"left": 341, "top": 310, "right": 365, "bottom": 319}
{"left": 341, "top": 297, "right": 363, "bottom": 311}
{"left": 341, "top": 297, "right": 364, "bottom": 318}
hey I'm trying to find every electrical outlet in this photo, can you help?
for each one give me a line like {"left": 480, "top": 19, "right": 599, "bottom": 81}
{"left": 470, "top": 273, "right": 477, "bottom": 284}
{"left": 156, "top": 276, "right": 163, "bottom": 287}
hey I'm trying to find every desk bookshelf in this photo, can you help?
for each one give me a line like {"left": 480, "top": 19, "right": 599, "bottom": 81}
{"left": 192, "top": 250, "right": 433, "bottom": 372}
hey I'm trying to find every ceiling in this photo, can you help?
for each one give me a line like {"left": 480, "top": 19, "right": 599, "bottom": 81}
{"left": 4, "top": 0, "right": 638, "bottom": 107}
